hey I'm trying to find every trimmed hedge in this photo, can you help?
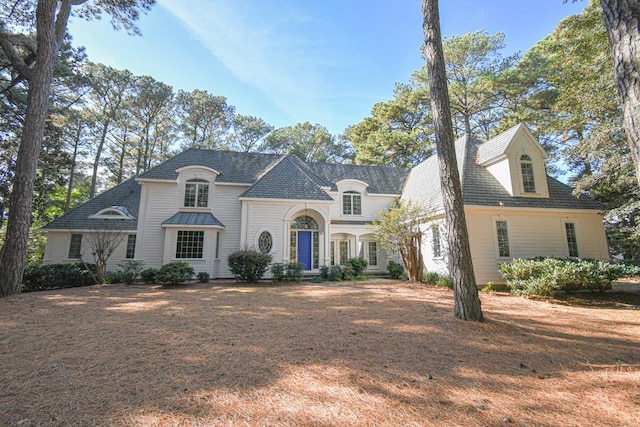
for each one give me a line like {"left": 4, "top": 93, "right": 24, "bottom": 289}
{"left": 155, "top": 261, "right": 194, "bottom": 285}
{"left": 22, "top": 263, "right": 97, "bottom": 292}
{"left": 228, "top": 249, "right": 272, "bottom": 282}
{"left": 498, "top": 257, "right": 639, "bottom": 296}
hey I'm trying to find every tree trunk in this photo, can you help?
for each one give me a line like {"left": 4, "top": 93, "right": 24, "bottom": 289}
{"left": 90, "top": 119, "right": 110, "bottom": 199}
{"left": 65, "top": 122, "right": 82, "bottom": 212}
{"left": 422, "top": 0, "right": 482, "bottom": 320}
{"left": 600, "top": 0, "right": 640, "bottom": 187}
{"left": 0, "top": 0, "right": 59, "bottom": 297}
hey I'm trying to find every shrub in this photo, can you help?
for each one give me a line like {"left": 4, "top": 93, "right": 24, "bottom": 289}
{"left": 423, "top": 271, "right": 441, "bottom": 285}
{"left": 104, "top": 271, "right": 123, "bottom": 284}
{"left": 319, "top": 265, "right": 343, "bottom": 281}
{"left": 119, "top": 260, "right": 144, "bottom": 285}
{"left": 271, "top": 262, "right": 304, "bottom": 282}
{"left": 344, "top": 257, "right": 367, "bottom": 278}
{"left": 228, "top": 249, "right": 272, "bottom": 282}
{"left": 499, "top": 257, "right": 640, "bottom": 296}
{"left": 140, "top": 268, "right": 158, "bottom": 283}
{"left": 196, "top": 271, "right": 210, "bottom": 283}
{"left": 387, "top": 260, "right": 405, "bottom": 279}
{"left": 341, "top": 265, "right": 355, "bottom": 281}
{"left": 22, "top": 263, "right": 97, "bottom": 292}
{"left": 436, "top": 275, "right": 453, "bottom": 289}
{"left": 155, "top": 262, "right": 194, "bottom": 285}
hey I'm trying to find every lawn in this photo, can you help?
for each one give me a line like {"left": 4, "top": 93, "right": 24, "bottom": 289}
{"left": 1, "top": 281, "right": 638, "bottom": 426}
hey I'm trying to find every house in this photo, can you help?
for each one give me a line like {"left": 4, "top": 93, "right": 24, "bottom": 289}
{"left": 42, "top": 123, "right": 610, "bottom": 284}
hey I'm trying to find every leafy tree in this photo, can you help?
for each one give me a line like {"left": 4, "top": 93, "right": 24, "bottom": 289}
{"left": 372, "top": 200, "right": 427, "bottom": 282}
{"left": 345, "top": 83, "right": 433, "bottom": 167}
{"left": 413, "top": 30, "right": 518, "bottom": 139}
{"left": 263, "top": 121, "right": 345, "bottom": 163}
{"left": 0, "top": 0, "right": 155, "bottom": 297}
{"left": 227, "top": 113, "right": 273, "bottom": 152}
{"left": 422, "top": 0, "right": 483, "bottom": 320}
{"left": 176, "top": 89, "right": 233, "bottom": 150}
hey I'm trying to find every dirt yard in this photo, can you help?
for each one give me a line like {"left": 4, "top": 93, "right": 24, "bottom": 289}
{"left": 1, "top": 281, "right": 638, "bottom": 426}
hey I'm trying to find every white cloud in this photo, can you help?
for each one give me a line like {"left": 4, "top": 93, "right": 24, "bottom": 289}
{"left": 158, "top": 0, "right": 336, "bottom": 124}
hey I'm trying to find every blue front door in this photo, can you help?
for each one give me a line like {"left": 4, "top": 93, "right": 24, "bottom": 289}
{"left": 297, "top": 231, "right": 312, "bottom": 270}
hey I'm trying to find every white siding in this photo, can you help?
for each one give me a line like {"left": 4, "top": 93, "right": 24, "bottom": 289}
{"left": 420, "top": 218, "right": 449, "bottom": 276}
{"left": 486, "top": 159, "right": 513, "bottom": 195}
{"left": 465, "top": 208, "right": 609, "bottom": 284}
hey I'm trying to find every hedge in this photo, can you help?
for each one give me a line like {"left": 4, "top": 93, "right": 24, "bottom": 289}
{"left": 22, "top": 263, "right": 97, "bottom": 292}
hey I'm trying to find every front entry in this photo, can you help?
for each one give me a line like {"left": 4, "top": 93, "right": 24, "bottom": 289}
{"left": 297, "top": 231, "right": 312, "bottom": 270}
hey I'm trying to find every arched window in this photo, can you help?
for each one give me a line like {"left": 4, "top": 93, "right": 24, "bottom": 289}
{"left": 184, "top": 179, "right": 209, "bottom": 207}
{"left": 258, "top": 231, "right": 273, "bottom": 254}
{"left": 291, "top": 215, "right": 318, "bottom": 230}
{"left": 520, "top": 154, "right": 536, "bottom": 193}
{"left": 343, "top": 191, "right": 362, "bottom": 215}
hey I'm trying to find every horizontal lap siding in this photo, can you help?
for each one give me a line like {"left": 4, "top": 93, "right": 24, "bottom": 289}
{"left": 244, "top": 202, "right": 291, "bottom": 264}
{"left": 208, "top": 186, "right": 244, "bottom": 278}
{"left": 466, "top": 209, "right": 609, "bottom": 285}
{"left": 138, "top": 182, "right": 180, "bottom": 268}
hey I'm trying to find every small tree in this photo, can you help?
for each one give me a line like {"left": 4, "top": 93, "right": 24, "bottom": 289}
{"left": 372, "top": 200, "right": 430, "bottom": 282}
{"left": 81, "top": 226, "right": 125, "bottom": 284}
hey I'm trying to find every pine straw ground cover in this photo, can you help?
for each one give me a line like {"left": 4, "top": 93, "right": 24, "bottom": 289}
{"left": 0, "top": 281, "right": 639, "bottom": 427}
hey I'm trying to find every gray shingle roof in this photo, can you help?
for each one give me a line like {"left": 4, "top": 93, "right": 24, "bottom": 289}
{"left": 477, "top": 123, "right": 523, "bottom": 164}
{"left": 42, "top": 178, "right": 140, "bottom": 231}
{"left": 308, "top": 162, "right": 410, "bottom": 195}
{"left": 240, "top": 156, "right": 334, "bottom": 201}
{"left": 138, "top": 149, "right": 282, "bottom": 183}
{"left": 404, "top": 134, "right": 603, "bottom": 211}
{"left": 162, "top": 212, "right": 225, "bottom": 227}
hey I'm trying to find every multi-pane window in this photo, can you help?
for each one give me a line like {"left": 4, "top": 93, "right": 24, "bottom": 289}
{"left": 330, "top": 241, "right": 336, "bottom": 265}
{"left": 176, "top": 230, "right": 204, "bottom": 258}
{"left": 184, "top": 179, "right": 209, "bottom": 207}
{"left": 68, "top": 234, "right": 82, "bottom": 258}
{"left": 565, "top": 222, "right": 579, "bottom": 257}
{"left": 125, "top": 235, "right": 136, "bottom": 259}
{"left": 368, "top": 241, "right": 378, "bottom": 266}
{"left": 339, "top": 241, "right": 349, "bottom": 265}
{"left": 496, "top": 221, "right": 510, "bottom": 257}
{"left": 432, "top": 224, "right": 442, "bottom": 258}
{"left": 520, "top": 155, "right": 536, "bottom": 193}
{"left": 312, "top": 231, "right": 320, "bottom": 269}
{"left": 258, "top": 231, "right": 273, "bottom": 254}
{"left": 343, "top": 191, "right": 362, "bottom": 215}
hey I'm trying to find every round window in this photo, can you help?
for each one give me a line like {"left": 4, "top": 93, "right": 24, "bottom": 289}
{"left": 258, "top": 231, "right": 273, "bottom": 254}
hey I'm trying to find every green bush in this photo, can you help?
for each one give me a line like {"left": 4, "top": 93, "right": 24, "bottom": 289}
{"left": 344, "top": 257, "right": 368, "bottom": 278}
{"left": 104, "top": 271, "right": 123, "bottom": 284}
{"left": 155, "top": 262, "right": 194, "bottom": 285}
{"left": 119, "top": 260, "right": 144, "bottom": 285}
{"left": 140, "top": 268, "right": 158, "bottom": 283}
{"left": 422, "top": 271, "right": 441, "bottom": 285}
{"left": 436, "top": 275, "right": 453, "bottom": 289}
{"left": 499, "top": 257, "right": 639, "bottom": 296}
{"left": 271, "top": 262, "right": 304, "bottom": 282}
{"left": 319, "top": 265, "right": 343, "bottom": 281}
{"left": 341, "top": 265, "right": 355, "bottom": 281}
{"left": 197, "top": 271, "right": 210, "bottom": 283}
{"left": 22, "top": 263, "right": 97, "bottom": 292}
{"left": 387, "top": 260, "right": 404, "bottom": 279}
{"left": 228, "top": 249, "right": 272, "bottom": 282}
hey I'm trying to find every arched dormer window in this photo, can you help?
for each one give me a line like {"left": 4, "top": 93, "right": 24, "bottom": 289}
{"left": 89, "top": 206, "right": 135, "bottom": 219}
{"left": 520, "top": 154, "right": 536, "bottom": 193}
{"left": 184, "top": 179, "right": 209, "bottom": 207}
{"left": 343, "top": 191, "right": 362, "bottom": 215}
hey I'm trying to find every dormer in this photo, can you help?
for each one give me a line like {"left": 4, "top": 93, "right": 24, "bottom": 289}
{"left": 176, "top": 166, "right": 221, "bottom": 210}
{"left": 477, "top": 124, "right": 549, "bottom": 198}
{"left": 336, "top": 179, "right": 369, "bottom": 217}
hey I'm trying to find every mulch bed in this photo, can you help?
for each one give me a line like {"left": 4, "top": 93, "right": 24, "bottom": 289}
{"left": 1, "top": 281, "right": 639, "bottom": 426}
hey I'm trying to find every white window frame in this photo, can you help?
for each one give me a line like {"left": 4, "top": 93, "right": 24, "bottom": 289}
{"left": 175, "top": 230, "right": 205, "bottom": 259}
{"left": 255, "top": 229, "right": 274, "bottom": 254}
{"left": 431, "top": 224, "right": 442, "bottom": 259}
{"left": 342, "top": 191, "right": 362, "bottom": 216}
{"left": 563, "top": 221, "right": 579, "bottom": 258}
{"left": 519, "top": 154, "right": 536, "bottom": 194}
{"left": 493, "top": 218, "right": 511, "bottom": 259}
{"left": 183, "top": 179, "right": 210, "bottom": 208}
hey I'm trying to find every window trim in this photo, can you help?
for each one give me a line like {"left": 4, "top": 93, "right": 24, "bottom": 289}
{"left": 342, "top": 191, "right": 362, "bottom": 216}
{"left": 175, "top": 230, "right": 205, "bottom": 259}
{"left": 183, "top": 179, "right": 210, "bottom": 208}
{"left": 125, "top": 234, "right": 136, "bottom": 259}
{"left": 494, "top": 219, "right": 511, "bottom": 259}
{"left": 367, "top": 241, "right": 378, "bottom": 267}
{"left": 68, "top": 233, "right": 82, "bottom": 259}
{"left": 519, "top": 154, "right": 536, "bottom": 194}
{"left": 431, "top": 224, "right": 442, "bottom": 259}
{"left": 256, "top": 230, "right": 274, "bottom": 254}
{"left": 564, "top": 222, "right": 579, "bottom": 257}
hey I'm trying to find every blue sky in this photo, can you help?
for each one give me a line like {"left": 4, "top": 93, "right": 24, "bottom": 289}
{"left": 67, "top": 0, "right": 586, "bottom": 136}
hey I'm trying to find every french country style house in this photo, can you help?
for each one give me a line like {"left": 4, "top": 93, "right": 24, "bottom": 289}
{"left": 42, "top": 124, "right": 610, "bottom": 284}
